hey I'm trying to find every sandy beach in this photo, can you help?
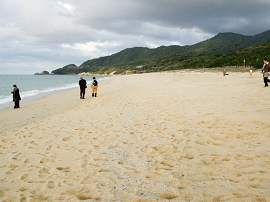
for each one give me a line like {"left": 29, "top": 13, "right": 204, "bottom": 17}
{"left": 0, "top": 70, "right": 269, "bottom": 201}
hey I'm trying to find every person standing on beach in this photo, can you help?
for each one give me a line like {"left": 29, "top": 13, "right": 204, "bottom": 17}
{"left": 91, "top": 77, "right": 98, "bottom": 97}
{"left": 262, "top": 59, "right": 270, "bottom": 87}
{"left": 11, "top": 85, "right": 21, "bottom": 109}
{"left": 79, "top": 77, "right": 87, "bottom": 99}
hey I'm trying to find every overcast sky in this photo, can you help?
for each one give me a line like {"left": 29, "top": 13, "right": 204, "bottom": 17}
{"left": 1, "top": 0, "right": 270, "bottom": 74}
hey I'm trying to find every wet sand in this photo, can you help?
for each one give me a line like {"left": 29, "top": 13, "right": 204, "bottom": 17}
{"left": 0, "top": 70, "right": 269, "bottom": 201}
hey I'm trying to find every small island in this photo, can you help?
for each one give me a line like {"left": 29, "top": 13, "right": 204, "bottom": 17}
{"left": 34, "top": 71, "right": 50, "bottom": 75}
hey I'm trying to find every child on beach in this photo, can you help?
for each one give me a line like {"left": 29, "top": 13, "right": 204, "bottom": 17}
{"left": 91, "top": 77, "right": 98, "bottom": 97}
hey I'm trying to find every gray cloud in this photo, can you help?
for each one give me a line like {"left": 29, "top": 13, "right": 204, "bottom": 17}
{"left": 0, "top": 0, "right": 269, "bottom": 74}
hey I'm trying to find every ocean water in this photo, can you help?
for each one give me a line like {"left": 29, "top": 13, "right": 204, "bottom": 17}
{"left": 0, "top": 75, "right": 108, "bottom": 110}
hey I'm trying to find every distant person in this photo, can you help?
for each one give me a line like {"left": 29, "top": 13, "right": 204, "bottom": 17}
{"left": 223, "top": 69, "right": 229, "bottom": 76}
{"left": 249, "top": 69, "right": 253, "bottom": 77}
{"left": 91, "top": 77, "right": 98, "bottom": 97}
{"left": 262, "top": 59, "right": 270, "bottom": 87}
{"left": 79, "top": 77, "right": 87, "bottom": 99}
{"left": 11, "top": 85, "right": 21, "bottom": 109}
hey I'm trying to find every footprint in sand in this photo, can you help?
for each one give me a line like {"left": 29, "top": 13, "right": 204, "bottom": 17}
{"left": 40, "top": 157, "right": 55, "bottom": 163}
{"left": 159, "top": 192, "right": 178, "bottom": 200}
{"left": 56, "top": 166, "right": 72, "bottom": 172}
{"left": 46, "top": 145, "right": 53, "bottom": 150}
{"left": 47, "top": 181, "right": 56, "bottom": 189}
{"left": 0, "top": 189, "right": 10, "bottom": 197}
{"left": 38, "top": 168, "right": 50, "bottom": 174}
{"left": 63, "top": 136, "right": 71, "bottom": 141}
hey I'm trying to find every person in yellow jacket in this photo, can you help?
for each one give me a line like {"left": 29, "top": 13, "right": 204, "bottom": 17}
{"left": 91, "top": 77, "right": 98, "bottom": 97}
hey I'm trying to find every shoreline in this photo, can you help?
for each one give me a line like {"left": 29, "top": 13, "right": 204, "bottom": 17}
{"left": 1, "top": 70, "right": 269, "bottom": 201}
{"left": 0, "top": 77, "right": 113, "bottom": 133}
{"left": 0, "top": 75, "right": 110, "bottom": 111}
{"left": 0, "top": 89, "right": 73, "bottom": 111}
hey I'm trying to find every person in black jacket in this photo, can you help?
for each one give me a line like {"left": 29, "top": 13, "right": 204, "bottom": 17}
{"left": 11, "top": 85, "right": 21, "bottom": 109}
{"left": 79, "top": 77, "right": 87, "bottom": 99}
{"left": 262, "top": 59, "right": 270, "bottom": 87}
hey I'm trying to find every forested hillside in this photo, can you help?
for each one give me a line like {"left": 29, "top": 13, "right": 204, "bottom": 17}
{"left": 52, "top": 30, "right": 270, "bottom": 74}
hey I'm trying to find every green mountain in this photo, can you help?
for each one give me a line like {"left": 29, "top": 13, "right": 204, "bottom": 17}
{"left": 190, "top": 29, "right": 270, "bottom": 54}
{"left": 52, "top": 29, "right": 270, "bottom": 74}
{"left": 158, "top": 39, "right": 270, "bottom": 70}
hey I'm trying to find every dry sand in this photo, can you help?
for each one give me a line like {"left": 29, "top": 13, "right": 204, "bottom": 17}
{"left": 0, "top": 70, "right": 269, "bottom": 201}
